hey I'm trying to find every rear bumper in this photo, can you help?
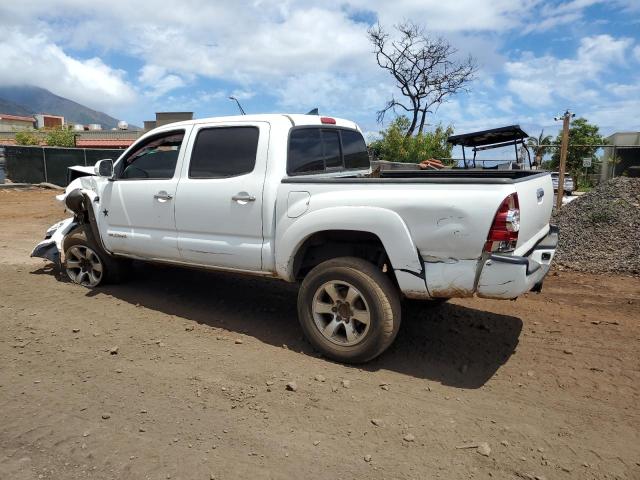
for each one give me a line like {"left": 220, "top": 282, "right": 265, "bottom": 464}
{"left": 476, "top": 226, "right": 558, "bottom": 299}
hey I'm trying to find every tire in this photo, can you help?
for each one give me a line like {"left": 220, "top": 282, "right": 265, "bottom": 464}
{"left": 62, "top": 226, "right": 128, "bottom": 287}
{"left": 297, "top": 257, "right": 401, "bottom": 363}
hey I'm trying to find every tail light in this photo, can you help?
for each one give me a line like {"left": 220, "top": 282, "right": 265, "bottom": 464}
{"left": 484, "top": 193, "right": 520, "bottom": 253}
{"left": 320, "top": 117, "right": 336, "bottom": 124}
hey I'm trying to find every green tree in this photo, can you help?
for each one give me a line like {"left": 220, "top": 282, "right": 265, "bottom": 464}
{"left": 527, "top": 130, "right": 553, "bottom": 167}
{"left": 15, "top": 130, "right": 41, "bottom": 146}
{"left": 550, "top": 118, "right": 606, "bottom": 177}
{"left": 45, "top": 126, "right": 76, "bottom": 147}
{"left": 369, "top": 115, "right": 454, "bottom": 164}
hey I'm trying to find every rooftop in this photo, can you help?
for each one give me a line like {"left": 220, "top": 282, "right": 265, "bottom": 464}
{"left": 0, "top": 113, "right": 35, "bottom": 123}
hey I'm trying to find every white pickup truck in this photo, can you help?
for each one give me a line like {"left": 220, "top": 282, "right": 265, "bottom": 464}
{"left": 32, "top": 114, "right": 558, "bottom": 363}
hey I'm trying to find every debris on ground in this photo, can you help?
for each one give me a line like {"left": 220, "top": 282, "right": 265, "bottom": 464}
{"left": 553, "top": 177, "right": 640, "bottom": 275}
{"left": 285, "top": 382, "right": 297, "bottom": 392}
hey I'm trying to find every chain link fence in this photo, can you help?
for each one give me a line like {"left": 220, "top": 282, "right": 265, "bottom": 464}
{"left": 1, "top": 145, "right": 124, "bottom": 187}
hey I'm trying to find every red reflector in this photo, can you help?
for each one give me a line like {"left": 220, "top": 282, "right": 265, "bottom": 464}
{"left": 320, "top": 117, "right": 336, "bottom": 124}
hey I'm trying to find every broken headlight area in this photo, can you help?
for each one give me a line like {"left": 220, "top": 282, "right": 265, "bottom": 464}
{"left": 44, "top": 220, "right": 66, "bottom": 239}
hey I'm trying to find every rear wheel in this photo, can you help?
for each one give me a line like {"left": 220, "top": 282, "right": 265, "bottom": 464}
{"left": 63, "top": 226, "right": 128, "bottom": 287}
{"left": 297, "top": 257, "right": 401, "bottom": 363}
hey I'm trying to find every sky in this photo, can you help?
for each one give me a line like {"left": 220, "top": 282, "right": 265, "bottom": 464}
{"left": 0, "top": 0, "right": 639, "bottom": 142}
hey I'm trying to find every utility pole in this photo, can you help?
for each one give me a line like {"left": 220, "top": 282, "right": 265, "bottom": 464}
{"left": 554, "top": 110, "right": 575, "bottom": 210}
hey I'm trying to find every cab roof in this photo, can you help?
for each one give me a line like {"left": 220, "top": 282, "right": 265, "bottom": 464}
{"left": 158, "top": 114, "right": 359, "bottom": 131}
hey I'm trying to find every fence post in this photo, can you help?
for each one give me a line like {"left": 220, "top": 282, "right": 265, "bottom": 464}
{"left": 83, "top": 148, "right": 87, "bottom": 166}
{"left": 42, "top": 147, "right": 48, "bottom": 183}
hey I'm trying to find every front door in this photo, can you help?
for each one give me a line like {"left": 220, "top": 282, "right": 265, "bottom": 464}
{"left": 100, "top": 128, "right": 189, "bottom": 260}
{"left": 174, "top": 122, "right": 268, "bottom": 271}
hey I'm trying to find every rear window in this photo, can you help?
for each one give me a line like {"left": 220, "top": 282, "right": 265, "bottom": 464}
{"left": 189, "top": 126, "right": 259, "bottom": 178}
{"left": 288, "top": 129, "right": 324, "bottom": 174}
{"left": 288, "top": 127, "right": 369, "bottom": 175}
{"left": 341, "top": 130, "right": 369, "bottom": 169}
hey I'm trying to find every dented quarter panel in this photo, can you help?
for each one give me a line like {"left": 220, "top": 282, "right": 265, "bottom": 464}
{"left": 274, "top": 182, "right": 516, "bottom": 295}
{"left": 274, "top": 204, "right": 424, "bottom": 288}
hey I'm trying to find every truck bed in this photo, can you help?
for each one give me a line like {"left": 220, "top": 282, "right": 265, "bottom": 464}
{"left": 282, "top": 169, "right": 549, "bottom": 185}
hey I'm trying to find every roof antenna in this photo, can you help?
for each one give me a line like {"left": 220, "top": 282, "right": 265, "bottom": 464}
{"left": 229, "top": 96, "right": 246, "bottom": 115}
{"left": 306, "top": 108, "right": 319, "bottom": 115}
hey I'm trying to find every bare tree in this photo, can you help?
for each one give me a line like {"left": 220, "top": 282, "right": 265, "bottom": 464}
{"left": 369, "top": 22, "right": 477, "bottom": 137}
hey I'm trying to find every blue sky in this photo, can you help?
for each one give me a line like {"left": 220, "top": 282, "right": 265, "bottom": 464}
{"left": 0, "top": 0, "right": 639, "bottom": 142}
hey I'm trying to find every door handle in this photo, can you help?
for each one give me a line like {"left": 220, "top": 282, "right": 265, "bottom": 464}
{"left": 154, "top": 191, "right": 173, "bottom": 201}
{"left": 232, "top": 192, "right": 256, "bottom": 203}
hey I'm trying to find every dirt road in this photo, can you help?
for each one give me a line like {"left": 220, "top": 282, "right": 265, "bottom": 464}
{"left": 1, "top": 188, "right": 639, "bottom": 479}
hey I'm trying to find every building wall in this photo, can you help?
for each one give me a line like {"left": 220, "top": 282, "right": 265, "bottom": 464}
{"left": 155, "top": 112, "right": 193, "bottom": 127}
{"left": 601, "top": 132, "right": 640, "bottom": 180}
{"left": 34, "top": 114, "right": 65, "bottom": 129}
{"left": 0, "top": 119, "right": 34, "bottom": 131}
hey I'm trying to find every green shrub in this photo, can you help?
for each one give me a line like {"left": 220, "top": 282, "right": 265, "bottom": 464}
{"left": 369, "top": 116, "right": 454, "bottom": 164}
{"left": 45, "top": 126, "right": 76, "bottom": 147}
{"left": 15, "top": 131, "right": 40, "bottom": 146}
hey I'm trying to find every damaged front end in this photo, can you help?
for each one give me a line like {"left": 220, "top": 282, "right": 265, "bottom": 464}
{"left": 31, "top": 169, "right": 100, "bottom": 267}
{"left": 30, "top": 217, "right": 78, "bottom": 268}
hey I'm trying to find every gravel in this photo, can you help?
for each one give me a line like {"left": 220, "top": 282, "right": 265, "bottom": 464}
{"left": 553, "top": 177, "right": 640, "bottom": 276}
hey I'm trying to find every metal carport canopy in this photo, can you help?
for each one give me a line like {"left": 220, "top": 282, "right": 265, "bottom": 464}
{"left": 447, "top": 125, "right": 529, "bottom": 147}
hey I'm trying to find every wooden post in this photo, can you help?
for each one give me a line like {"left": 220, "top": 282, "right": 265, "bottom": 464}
{"left": 556, "top": 111, "right": 571, "bottom": 210}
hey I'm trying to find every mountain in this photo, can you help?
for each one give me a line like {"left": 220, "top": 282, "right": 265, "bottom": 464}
{"left": 0, "top": 85, "right": 125, "bottom": 129}
{"left": 0, "top": 97, "right": 34, "bottom": 117}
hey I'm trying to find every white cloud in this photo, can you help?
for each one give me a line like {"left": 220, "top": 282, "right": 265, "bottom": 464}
{"left": 0, "top": 0, "right": 637, "bottom": 134}
{"left": 138, "top": 65, "right": 187, "bottom": 98}
{"left": 0, "top": 27, "right": 136, "bottom": 113}
{"left": 497, "top": 96, "right": 515, "bottom": 112}
{"left": 504, "top": 35, "right": 635, "bottom": 108}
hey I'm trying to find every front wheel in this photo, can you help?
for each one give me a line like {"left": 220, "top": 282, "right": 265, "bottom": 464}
{"left": 63, "top": 226, "right": 128, "bottom": 287}
{"left": 297, "top": 257, "right": 401, "bottom": 363}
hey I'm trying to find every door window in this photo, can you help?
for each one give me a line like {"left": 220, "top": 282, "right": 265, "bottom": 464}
{"left": 189, "top": 126, "right": 259, "bottom": 178}
{"left": 119, "top": 131, "right": 184, "bottom": 180}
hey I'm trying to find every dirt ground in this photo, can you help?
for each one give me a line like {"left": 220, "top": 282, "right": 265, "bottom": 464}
{"left": 1, "top": 188, "right": 639, "bottom": 480}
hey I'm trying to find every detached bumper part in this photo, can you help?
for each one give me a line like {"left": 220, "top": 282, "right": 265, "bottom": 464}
{"left": 476, "top": 226, "right": 558, "bottom": 300}
{"left": 31, "top": 240, "right": 60, "bottom": 265}
{"left": 30, "top": 217, "right": 77, "bottom": 268}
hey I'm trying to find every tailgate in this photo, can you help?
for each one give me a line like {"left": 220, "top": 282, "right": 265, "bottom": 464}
{"left": 513, "top": 172, "right": 553, "bottom": 255}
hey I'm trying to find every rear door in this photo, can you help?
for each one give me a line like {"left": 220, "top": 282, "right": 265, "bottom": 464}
{"left": 174, "top": 122, "right": 269, "bottom": 271}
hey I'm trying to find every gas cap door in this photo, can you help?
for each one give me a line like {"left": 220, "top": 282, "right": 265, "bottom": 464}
{"left": 287, "top": 191, "right": 311, "bottom": 218}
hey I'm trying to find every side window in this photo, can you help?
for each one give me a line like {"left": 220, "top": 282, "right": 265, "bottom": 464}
{"left": 288, "top": 129, "right": 324, "bottom": 174}
{"left": 120, "top": 131, "right": 184, "bottom": 180}
{"left": 189, "top": 127, "right": 259, "bottom": 178}
{"left": 342, "top": 130, "right": 369, "bottom": 169}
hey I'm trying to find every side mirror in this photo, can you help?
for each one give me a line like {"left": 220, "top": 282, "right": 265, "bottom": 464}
{"left": 94, "top": 159, "right": 114, "bottom": 178}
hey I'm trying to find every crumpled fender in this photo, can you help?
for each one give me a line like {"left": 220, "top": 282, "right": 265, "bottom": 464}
{"left": 55, "top": 175, "right": 99, "bottom": 204}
